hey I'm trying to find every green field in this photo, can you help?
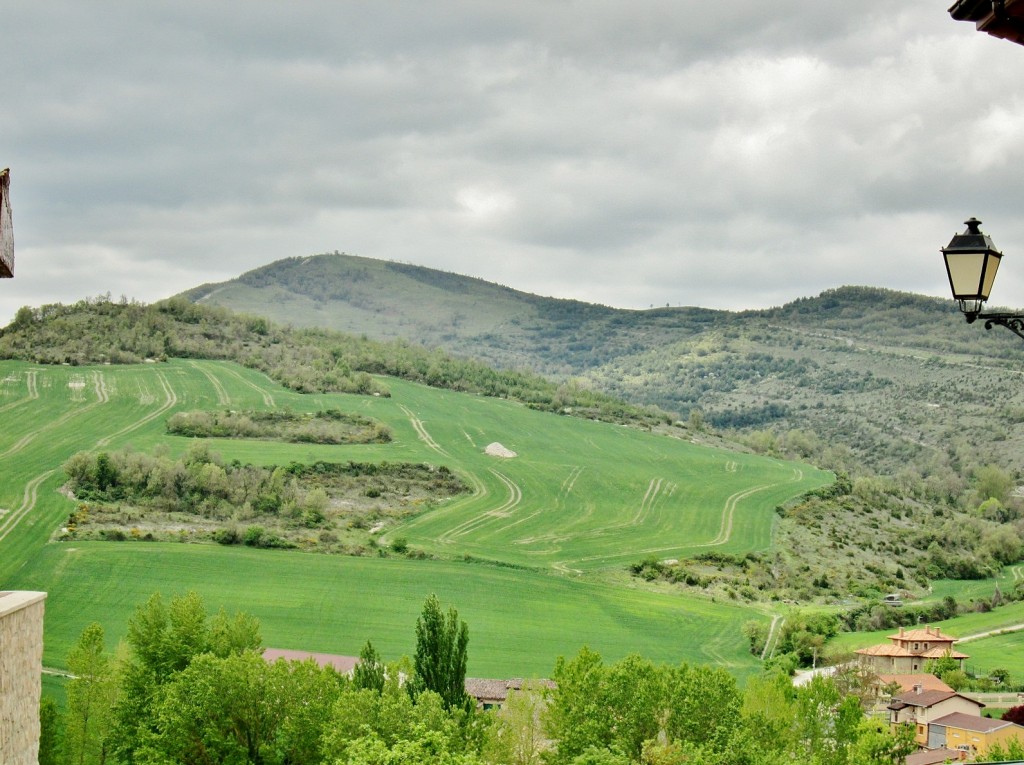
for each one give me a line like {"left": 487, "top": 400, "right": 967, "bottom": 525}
{"left": 0, "top": 358, "right": 829, "bottom": 678}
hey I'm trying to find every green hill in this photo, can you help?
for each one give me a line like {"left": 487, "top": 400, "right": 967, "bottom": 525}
{"left": 181, "top": 255, "right": 1024, "bottom": 478}
{"left": 0, "top": 354, "right": 826, "bottom": 677}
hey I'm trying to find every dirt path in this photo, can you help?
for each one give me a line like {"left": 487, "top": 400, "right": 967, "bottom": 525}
{"left": 957, "top": 623, "right": 1024, "bottom": 643}
{"left": 762, "top": 615, "right": 783, "bottom": 660}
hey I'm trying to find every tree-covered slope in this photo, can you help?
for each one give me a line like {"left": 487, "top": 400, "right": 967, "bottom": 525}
{"left": 0, "top": 296, "right": 666, "bottom": 428}
{"left": 180, "top": 255, "right": 1024, "bottom": 477}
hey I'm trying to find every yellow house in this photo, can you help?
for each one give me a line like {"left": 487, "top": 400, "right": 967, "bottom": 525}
{"left": 928, "top": 712, "right": 1024, "bottom": 757}
{"left": 887, "top": 688, "right": 984, "bottom": 748}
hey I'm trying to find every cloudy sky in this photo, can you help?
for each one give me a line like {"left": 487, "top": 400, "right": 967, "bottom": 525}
{"left": 3, "top": 1, "right": 1023, "bottom": 325}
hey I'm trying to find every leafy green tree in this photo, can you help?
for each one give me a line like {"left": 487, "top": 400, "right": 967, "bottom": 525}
{"left": 481, "top": 681, "right": 547, "bottom": 765}
{"left": 38, "top": 697, "right": 62, "bottom": 765}
{"left": 974, "top": 464, "right": 1014, "bottom": 505}
{"left": 138, "top": 651, "right": 342, "bottom": 764}
{"left": 924, "top": 650, "right": 959, "bottom": 678}
{"left": 412, "top": 594, "right": 471, "bottom": 712}
{"left": 322, "top": 669, "right": 469, "bottom": 763}
{"left": 664, "top": 662, "right": 741, "bottom": 755}
{"left": 567, "top": 747, "right": 632, "bottom": 765}
{"left": 353, "top": 640, "right": 387, "bottom": 693}
{"left": 108, "top": 591, "right": 259, "bottom": 763}
{"left": 848, "top": 719, "right": 916, "bottom": 765}
{"left": 64, "top": 622, "right": 117, "bottom": 765}
{"left": 341, "top": 726, "right": 483, "bottom": 765}
{"left": 601, "top": 654, "right": 666, "bottom": 759}
{"left": 544, "top": 647, "right": 610, "bottom": 765}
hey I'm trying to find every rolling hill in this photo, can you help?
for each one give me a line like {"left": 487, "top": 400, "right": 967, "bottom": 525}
{"left": 0, "top": 356, "right": 826, "bottom": 677}
{"left": 181, "top": 253, "right": 1024, "bottom": 478}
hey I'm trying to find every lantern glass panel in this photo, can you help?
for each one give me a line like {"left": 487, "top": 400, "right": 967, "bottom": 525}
{"left": 945, "top": 252, "right": 989, "bottom": 299}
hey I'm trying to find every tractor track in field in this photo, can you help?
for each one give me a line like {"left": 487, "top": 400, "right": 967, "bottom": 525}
{"left": 0, "top": 371, "right": 178, "bottom": 544}
{"left": 220, "top": 365, "right": 275, "bottom": 407}
{"left": 0, "top": 370, "right": 39, "bottom": 413}
{"left": 569, "top": 467, "right": 806, "bottom": 567}
{"left": 0, "top": 470, "right": 57, "bottom": 544}
{"left": 438, "top": 469, "right": 523, "bottom": 541}
{"left": 96, "top": 372, "right": 177, "bottom": 448}
{"left": 399, "top": 405, "right": 448, "bottom": 457}
{"left": 0, "top": 377, "right": 111, "bottom": 459}
{"left": 516, "top": 476, "right": 668, "bottom": 550}
{"left": 92, "top": 371, "right": 109, "bottom": 403}
{"left": 190, "top": 361, "right": 231, "bottom": 405}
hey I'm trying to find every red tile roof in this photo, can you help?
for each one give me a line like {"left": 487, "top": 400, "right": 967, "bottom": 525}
{"left": 876, "top": 674, "right": 953, "bottom": 693}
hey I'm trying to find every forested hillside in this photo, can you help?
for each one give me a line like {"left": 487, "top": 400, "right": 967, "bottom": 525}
{"left": 183, "top": 255, "right": 1024, "bottom": 477}
{"left": 176, "top": 255, "right": 1024, "bottom": 611}
{"left": 0, "top": 296, "right": 664, "bottom": 428}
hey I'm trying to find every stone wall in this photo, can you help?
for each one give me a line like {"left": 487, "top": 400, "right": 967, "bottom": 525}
{"left": 0, "top": 591, "right": 46, "bottom": 765}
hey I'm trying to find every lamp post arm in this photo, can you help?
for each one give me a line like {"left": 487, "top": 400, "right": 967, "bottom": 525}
{"left": 978, "top": 312, "right": 1024, "bottom": 341}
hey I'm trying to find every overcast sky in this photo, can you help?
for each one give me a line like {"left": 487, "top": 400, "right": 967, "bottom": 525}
{"left": 3, "top": 2, "right": 1024, "bottom": 325}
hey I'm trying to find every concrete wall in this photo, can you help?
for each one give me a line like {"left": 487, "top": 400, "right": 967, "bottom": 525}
{"left": 0, "top": 591, "right": 46, "bottom": 765}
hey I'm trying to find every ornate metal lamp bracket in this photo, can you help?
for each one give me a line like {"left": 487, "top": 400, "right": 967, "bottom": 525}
{"left": 981, "top": 313, "right": 1024, "bottom": 340}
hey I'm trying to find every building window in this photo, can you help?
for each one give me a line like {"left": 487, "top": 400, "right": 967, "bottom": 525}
{"left": 914, "top": 643, "right": 919, "bottom": 650}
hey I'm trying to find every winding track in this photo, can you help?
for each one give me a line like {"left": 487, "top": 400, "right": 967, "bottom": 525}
{"left": 0, "top": 370, "right": 39, "bottom": 413}
{"left": 399, "top": 404, "right": 448, "bottom": 457}
{"left": 220, "top": 365, "right": 276, "bottom": 407}
{"left": 190, "top": 361, "right": 231, "bottom": 405}
{"left": 96, "top": 371, "right": 177, "bottom": 448}
{"left": 439, "top": 469, "right": 524, "bottom": 541}
{"left": 0, "top": 470, "right": 57, "bottom": 544}
{"left": 1, "top": 369, "right": 178, "bottom": 547}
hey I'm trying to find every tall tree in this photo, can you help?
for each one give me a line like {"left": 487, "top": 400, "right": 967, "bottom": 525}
{"left": 64, "top": 623, "right": 117, "bottom": 765}
{"left": 412, "top": 594, "right": 471, "bottom": 712}
{"left": 353, "top": 640, "right": 386, "bottom": 693}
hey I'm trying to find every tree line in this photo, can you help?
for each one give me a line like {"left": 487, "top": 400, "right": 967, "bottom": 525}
{"left": 41, "top": 591, "right": 939, "bottom": 765}
{"left": 0, "top": 295, "right": 668, "bottom": 428}
{"left": 165, "top": 409, "right": 392, "bottom": 445}
{"left": 62, "top": 444, "right": 467, "bottom": 552}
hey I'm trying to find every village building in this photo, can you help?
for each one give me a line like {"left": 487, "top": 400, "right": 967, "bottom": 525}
{"left": 888, "top": 687, "right": 985, "bottom": 749}
{"left": 927, "top": 711, "right": 1024, "bottom": 758}
{"left": 855, "top": 626, "right": 968, "bottom": 675}
{"left": 463, "top": 678, "right": 556, "bottom": 710}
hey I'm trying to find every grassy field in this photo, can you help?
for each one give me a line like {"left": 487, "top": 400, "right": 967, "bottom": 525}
{"left": 0, "top": 358, "right": 829, "bottom": 679}
{"left": 10, "top": 542, "right": 764, "bottom": 678}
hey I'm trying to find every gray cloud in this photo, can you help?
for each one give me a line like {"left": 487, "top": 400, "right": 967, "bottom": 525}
{"left": 3, "top": 1, "right": 1023, "bottom": 325}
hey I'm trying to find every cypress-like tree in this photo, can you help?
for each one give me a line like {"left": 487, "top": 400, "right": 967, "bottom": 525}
{"left": 411, "top": 594, "right": 471, "bottom": 711}
{"left": 353, "top": 640, "right": 386, "bottom": 693}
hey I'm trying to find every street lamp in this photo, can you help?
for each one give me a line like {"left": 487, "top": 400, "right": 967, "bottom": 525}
{"left": 942, "top": 217, "right": 1024, "bottom": 340}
